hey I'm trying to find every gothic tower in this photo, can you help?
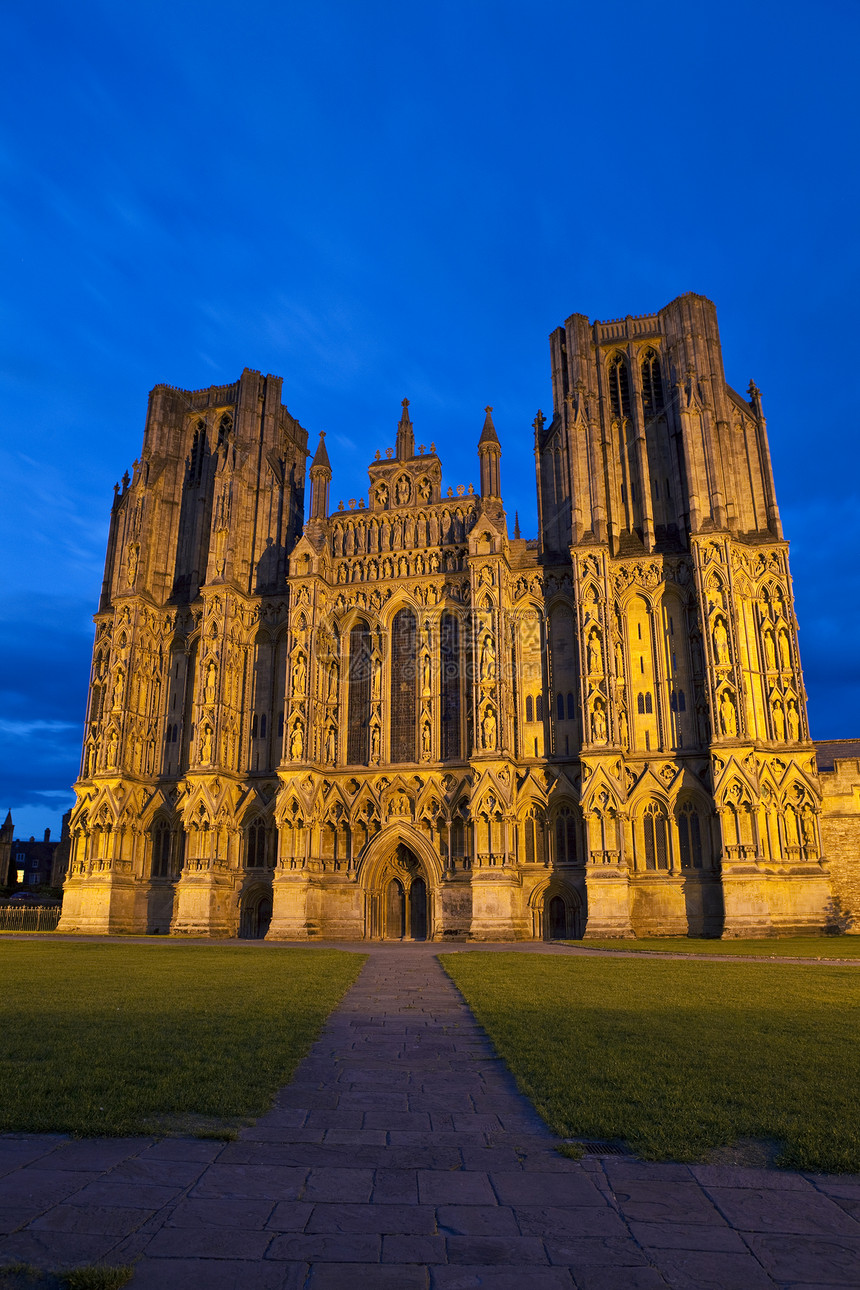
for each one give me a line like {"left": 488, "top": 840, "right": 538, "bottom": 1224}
{"left": 536, "top": 294, "right": 829, "bottom": 935}
{"left": 59, "top": 371, "right": 307, "bottom": 934}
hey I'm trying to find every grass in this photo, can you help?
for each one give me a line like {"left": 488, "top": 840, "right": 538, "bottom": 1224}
{"left": 568, "top": 936, "right": 860, "bottom": 958}
{"left": 0, "top": 1265, "right": 132, "bottom": 1290}
{"left": 441, "top": 951, "right": 860, "bottom": 1173}
{"left": 0, "top": 943, "right": 364, "bottom": 1136}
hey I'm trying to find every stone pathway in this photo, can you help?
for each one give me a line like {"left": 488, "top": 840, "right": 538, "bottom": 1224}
{"left": 0, "top": 946, "right": 859, "bottom": 1287}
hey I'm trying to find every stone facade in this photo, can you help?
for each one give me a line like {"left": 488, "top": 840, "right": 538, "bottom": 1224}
{"left": 58, "top": 296, "right": 859, "bottom": 939}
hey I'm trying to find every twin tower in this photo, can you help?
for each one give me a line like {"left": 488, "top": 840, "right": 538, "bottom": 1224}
{"left": 58, "top": 294, "right": 850, "bottom": 941}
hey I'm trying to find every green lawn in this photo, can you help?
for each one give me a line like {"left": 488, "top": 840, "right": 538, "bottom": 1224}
{"left": 0, "top": 942, "right": 364, "bottom": 1137}
{"left": 442, "top": 951, "right": 860, "bottom": 1173}
{"left": 569, "top": 936, "right": 860, "bottom": 958}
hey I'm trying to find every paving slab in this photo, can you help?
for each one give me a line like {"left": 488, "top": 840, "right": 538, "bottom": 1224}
{"left": 0, "top": 942, "right": 858, "bottom": 1288}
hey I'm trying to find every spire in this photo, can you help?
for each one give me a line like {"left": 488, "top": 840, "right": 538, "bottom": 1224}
{"left": 311, "top": 430, "right": 331, "bottom": 472}
{"left": 478, "top": 405, "right": 500, "bottom": 447}
{"left": 396, "top": 398, "right": 415, "bottom": 460}
{"left": 309, "top": 431, "right": 332, "bottom": 521}
{"left": 1, "top": 810, "right": 12, "bottom": 838}
{"left": 477, "top": 405, "right": 501, "bottom": 499}
{"left": 513, "top": 511, "right": 521, "bottom": 539}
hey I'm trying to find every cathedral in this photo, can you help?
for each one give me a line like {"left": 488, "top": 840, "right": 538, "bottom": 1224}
{"left": 57, "top": 294, "right": 860, "bottom": 940}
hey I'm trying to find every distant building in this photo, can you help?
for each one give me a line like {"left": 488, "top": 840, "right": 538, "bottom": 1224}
{"left": 0, "top": 816, "right": 59, "bottom": 891}
{"left": 58, "top": 295, "right": 860, "bottom": 939}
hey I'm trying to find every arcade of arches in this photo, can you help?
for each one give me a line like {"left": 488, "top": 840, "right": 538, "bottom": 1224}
{"left": 56, "top": 298, "right": 860, "bottom": 941}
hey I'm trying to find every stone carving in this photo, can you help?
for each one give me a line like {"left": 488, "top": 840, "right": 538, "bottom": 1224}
{"left": 290, "top": 724, "right": 303, "bottom": 760}
{"left": 481, "top": 705, "right": 497, "bottom": 750}
{"left": 787, "top": 700, "right": 800, "bottom": 741}
{"left": 778, "top": 629, "right": 791, "bottom": 671}
{"left": 719, "top": 689, "right": 737, "bottom": 737}
{"left": 588, "top": 628, "right": 603, "bottom": 675}
{"left": 592, "top": 701, "right": 607, "bottom": 743}
{"left": 772, "top": 700, "right": 786, "bottom": 742}
{"left": 713, "top": 617, "right": 729, "bottom": 666}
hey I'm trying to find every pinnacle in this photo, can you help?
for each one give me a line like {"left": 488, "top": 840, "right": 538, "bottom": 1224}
{"left": 478, "top": 405, "right": 500, "bottom": 447}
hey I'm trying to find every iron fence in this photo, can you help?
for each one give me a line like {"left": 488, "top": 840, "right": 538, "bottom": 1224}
{"left": 0, "top": 904, "right": 62, "bottom": 932}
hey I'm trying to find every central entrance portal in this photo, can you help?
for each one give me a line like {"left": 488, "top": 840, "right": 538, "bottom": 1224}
{"left": 370, "top": 843, "right": 430, "bottom": 940}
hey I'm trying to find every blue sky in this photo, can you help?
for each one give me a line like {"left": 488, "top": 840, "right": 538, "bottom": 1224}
{"left": 2, "top": 0, "right": 858, "bottom": 840}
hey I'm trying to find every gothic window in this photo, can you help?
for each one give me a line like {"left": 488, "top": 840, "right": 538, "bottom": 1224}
{"left": 536, "top": 694, "right": 543, "bottom": 721}
{"left": 608, "top": 353, "right": 631, "bottom": 420}
{"left": 246, "top": 818, "right": 269, "bottom": 868}
{"left": 189, "top": 420, "right": 207, "bottom": 483}
{"left": 643, "top": 803, "right": 669, "bottom": 870}
{"left": 641, "top": 349, "right": 664, "bottom": 419}
{"left": 557, "top": 692, "right": 564, "bottom": 720}
{"left": 390, "top": 608, "right": 417, "bottom": 763}
{"left": 567, "top": 692, "right": 576, "bottom": 719}
{"left": 441, "top": 611, "right": 461, "bottom": 761}
{"left": 452, "top": 816, "right": 466, "bottom": 857}
{"left": 525, "top": 817, "right": 535, "bottom": 865}
{"left": 555, "top": 807, "right": 578, "bottom": 863}
{"left": 526, "top": 695, "right": 534, "bottom": 722}
{"left": 347, "top": 621, "right": 372, "bottom": 765}
{"left": 670, "top": 689, "right": 686, "bottom": 712}
{"left": 217, "top": 413, "right": 232, "bottom": 447}
{"left": 151, "top": 820, "right": 172, "bottom": 878}
{"left": 677, "top": 802, "right": 704, "bottom": 869}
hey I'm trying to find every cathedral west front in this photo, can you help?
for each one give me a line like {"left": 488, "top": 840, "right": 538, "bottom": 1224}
{"left": 58, "top": 294, "right": 860, "bottom": 940}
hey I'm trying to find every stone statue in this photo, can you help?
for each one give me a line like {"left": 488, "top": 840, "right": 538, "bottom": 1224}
{"left": 418, "top": 479, "right": 431, "bottom": 502}
{"left": 482, "top": 706, "right": 497, "bottom": 750}
{"left": 778, "top": 629, "right": 791, "bottom": 671}
{"left": 376, "top": 483, "right": 388, "bottom": 508}
{"left": 619, "top": 707, "right": 628, "bottom": 747}
{"left": 205, "top": 661, "right": 217, "bottom": 705}
{"left": 588, "top": 629, "right": 603, "bottom": 675}
{"left": 396, "top": 477, "right": 410, "bottom": 506}
{"left": 290, "top": 724, "right": 303, "bottom": 760}
{"left": 720, "top": 689, "right": 737, "bottom": 737}
{"left": 592, "top": 703, "right": 607, "bottom": 742}
{"left": 371, "top": 724, "right": 380, "bottom": 762}
{"left": 764, "top": 630, "right": 776, "bottom": 672}
{"left": 201, "top": 726, "right": 212, "bottom": 763}
{"left": 327, "top": 662, "right": 339, "bottom": 703}
{"left": 787, "top": 700, "right": 800, "bottom": 741}
{"left": 325, "top": 724, "right": 336, "bottom": 764}
{"left": 772, "top": 700, "right": 786, "bottom": 742}
{"left": 615, "top": 640, "right": 624, "bottom": 678}
{"left": 372, "top": 655, "right": 382, "bottom": 700}
{"left": 713, "top": 618, "right": 729, "bottom": 666}
{"left": 480, "top": 633, "right": 496, "bottom": 682}
{"left": 422, "top": 652, "right": 431, "bottom": 693}
{"left": 292, "top": 652, "right": 306, "bottom": 695}
{"left": 126, "top": 544, "right": 139, "bottom": 586}
{"left": 421, "top": 719, "right": 431, "bottom": 759}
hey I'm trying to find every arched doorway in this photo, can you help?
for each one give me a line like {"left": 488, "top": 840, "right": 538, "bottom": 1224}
{"left": 366, "top": 841, "right": 432, "bottom": 940}
{"left": 541, "top": 887, "right": 584, "bottom": 940}
{"left": 386, "top": 878, "right": 405, "bottom": 939}
{"left": 410, "top": 876, "right": 427, "bottom": 941}
{"left": 548, "top": 895, "right": 566, "bottom": 939}
{"left": 240, "top": 886, "right": 273, "bottom": 939}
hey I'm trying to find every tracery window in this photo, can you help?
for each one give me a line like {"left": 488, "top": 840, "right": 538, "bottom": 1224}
{"left": 608, "top": 353, "right": 631, "bottom": 420}
{"left": 536, "top": 694, "right": 543, "bottom": 722}
{"left": 525, "top": 695, "right": 534, "bottom": 723}
{"left": 641, "top": 349, "right": 664, "bottom": 419}
{"left": 390, "top": 608, "right": 417, "bottom": 763}
{"left": 567, "top": 692, "right": 576, "bottom": 719}
{"left": 637, "top": 692, "right": 653, "bottom": 714}
{"left": 643, "top": 803, "right": 669, "bottom": 870}
{"left": 246, "top": 818, "right": 270, "bottom": 868}
{"left": 347, "top": 621, "right": 372, "bottom": 765}
{"left": 677, "top": 802, "right": 704, "bottom": 869}
{"left": 151, "top": 820, "right": 173, "bottom": 878}
{"left": 441, "top": 611, "right": 461, "bottom": 761}
{"left": 555, "top": 807, "right": 578, "bottom": 863}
